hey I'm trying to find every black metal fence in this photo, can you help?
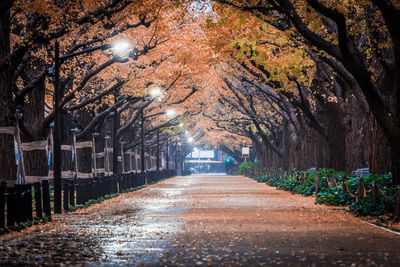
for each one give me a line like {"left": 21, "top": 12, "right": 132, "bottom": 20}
{"left": 0, "top": 169, "right": 176, "bottom": 231}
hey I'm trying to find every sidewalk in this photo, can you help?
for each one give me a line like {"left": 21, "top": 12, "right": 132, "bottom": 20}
{"left": 0, "top": 175, "right": 399, "bottom": 266}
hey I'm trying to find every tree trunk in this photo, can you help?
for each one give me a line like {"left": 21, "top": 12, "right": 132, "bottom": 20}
{"left": 326, "top": 104, "right": 346, "bottom": 171}
{"left": 391, "top": 146, "right": 400, "bottom": 186}
{"left": 345, "top": 94, "right": 369, "bottom": 173}
{"left": 17, "top": 61, "right": 50, "bottom": 182}
{"left": 368, "top": 113, "right": 391, "bottom": 175}
{"left": 0, "top": 5, "right": 16, "bottom": 184}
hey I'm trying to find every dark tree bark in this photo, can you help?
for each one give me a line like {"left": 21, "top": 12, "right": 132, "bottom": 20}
{"left": 20, "top": 66, "right": 49, "bottom": 179}
{"left": 0, "top": 2, "right": 16, "bottom": 184}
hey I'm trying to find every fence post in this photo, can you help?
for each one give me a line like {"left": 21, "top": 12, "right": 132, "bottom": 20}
{"left": 6, "top": 187, "right": 16, "bottom": 227}
{"left": 0, "top": 181, "right": 6, "bottom": 228}
{"left": 69, "top": 179, "right": 75, "bottom": 207}
{"left": 342, "top": 176, "right": 348, "bottom": 195}
{"left": 25, "top": 184, "right": 33, "bottom": 222}
{"left": 15, "top": 185, "right": 24, "bottom": 223}
{"left": 331, "top": 175, "right": 338, "bottom": 187}
{"left": 42, "top": 180, "right": 51, "bottom": 218}
{"left": 373, "top": 180, "right": 379, "bottom": 203}
{"left": 315, "top": 171, "right": 321, "bottom": 195}
{"left": 63, "top": 182, "right": 69, "bottom": 211}
{"left": 93, "top": 178, "right": 99, "bottom": 199}
{"left": 33, "top": 182, "right": 43, "bottom": 218}
{"left": 324, "top": 175, "right": 330, "bottom": 190}
{"left": 394, "top": 188, "right": 400, "bottom": 217}
{"left": 89, "top": 178, "right": 94, "bottom": 200}
{"left": 356, "top": 178, "right": 365, "bottom": 201}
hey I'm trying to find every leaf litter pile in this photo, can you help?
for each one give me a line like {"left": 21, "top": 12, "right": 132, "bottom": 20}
{"left": 0, "top": 175, "right": 399, "bottom": 266}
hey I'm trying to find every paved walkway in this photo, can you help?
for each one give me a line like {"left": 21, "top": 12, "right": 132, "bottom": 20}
{"left": 0, "top": 175, "right": 399, "bottom": 266}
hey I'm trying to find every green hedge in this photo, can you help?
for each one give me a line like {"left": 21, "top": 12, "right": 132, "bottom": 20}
{"left": 238, "top": 161, "right": 259, "bottom": 175}
{"left": 249, "top": 168, "right": 397, "bottom": 217}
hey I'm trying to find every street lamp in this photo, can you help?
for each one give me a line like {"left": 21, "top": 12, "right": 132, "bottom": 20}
{"left": 140, "top": 91, "right": 163, "bottom": 173}
{"left": 140, "top": 110, "right": 145, "bottom": 172}
{"left": 119, "top": 137, "right": 127, "bottom": 173}
{"left": 14, "top": 106, "right": 25, "bottom": 184}
{"left": 104, "top": 133, "right": 112, "bottom": 176}
{"left": 156, "top": 132, "right": 160, "bottom": 170}
{"left": 193, "top": 147, "right": 200, "bottom": 174}
{"left": 112, "top": 41, "right": 130, "bottom": 57}
{"left": 165, "top": 109, "right": 176, "bottom": 118}
{"left": 149, "top": 86, "right": 162, "bottom": 99}
{"left": 91, "top": 131, "right": 99, "bottom": 177}
{"left": 52, "top": 40, "right": 130, "bottom": 213}
{"left": 70, "top": 127, "right": 81, "bottom": 179}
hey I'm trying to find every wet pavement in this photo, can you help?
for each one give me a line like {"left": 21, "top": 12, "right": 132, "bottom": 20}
{"left": 0, "top": 174, "right": 399, "bottom": 266}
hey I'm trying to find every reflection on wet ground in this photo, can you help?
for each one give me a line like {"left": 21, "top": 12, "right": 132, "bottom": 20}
{"left": 0, "top": 175, "right": 399, "bottom": 266}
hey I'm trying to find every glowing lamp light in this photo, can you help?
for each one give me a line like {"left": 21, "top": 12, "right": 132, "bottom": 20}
{"left": 149, "top": 87, "right": 162, "bottom": 98}
{"left": 166, "top": 109, "right": 176, "bottom": 118}
{"left": 111, "top": 41, "right": 131, "bottom": 57}
{"left": 187, "top": 137, "right": 194, "bottom": 143}
{"left": 112, "top": 41, "right": 130, "bottom": 52}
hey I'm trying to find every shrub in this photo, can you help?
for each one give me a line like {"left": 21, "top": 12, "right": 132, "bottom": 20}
{"left": 238, "top": 161, "right": 259, "bottom": 175}
{"left": 247, "top": 168, "right": 397, "bottom": 217}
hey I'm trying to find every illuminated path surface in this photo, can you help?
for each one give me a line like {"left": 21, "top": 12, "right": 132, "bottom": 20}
{"left": 0, "top": 175, "right": 399, "bottom": 266}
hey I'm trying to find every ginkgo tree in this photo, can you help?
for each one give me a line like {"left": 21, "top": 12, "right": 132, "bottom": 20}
{"left": 208, "top": 0, "right": 400, "bottom": 183}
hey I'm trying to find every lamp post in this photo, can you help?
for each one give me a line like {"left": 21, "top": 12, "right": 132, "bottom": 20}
{"left": 104, "top": 133, "right": 111, "bottom": 176}
{"left": 166, "top": 140, "right": 169, "bottom": 170}
{"left": 141, "top": 110, "right": 145, "bottom": 172}
{"left": 164, "top": 109, "right": 176, "bottom": 171}
{"left": 70, "top": 127, "right": 81, "bottom": 179}
{"left": 156, "top": 132, "right": 160, "bottom": 170}
{"left": 91, "top": 132, "right": 99, "bottom": 177}
{"left": 112, "top": 107, "right": 119, "bottom": 174}
{"left": 174, "top": 140, "right": 178, "bottom": 173}
{"left": 14, "top": 106, "right": 25, "bottom": 184}
{"left": 119, "top": 138, "right": 127, "bottom": 173}
{"left": 140, "top": 87, "right": 161, "bottom": 173}
{"left": 52, "top": 40, "right": 130, "bottom": 213}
